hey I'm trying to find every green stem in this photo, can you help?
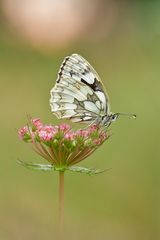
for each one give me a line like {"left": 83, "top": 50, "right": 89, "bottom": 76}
{"left": 59, "top": 171, "right": 65, "bottom": 230}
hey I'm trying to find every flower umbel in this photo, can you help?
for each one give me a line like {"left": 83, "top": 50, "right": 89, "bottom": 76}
{"left": 18, "top": 118, "right": 109, "bottom": 174}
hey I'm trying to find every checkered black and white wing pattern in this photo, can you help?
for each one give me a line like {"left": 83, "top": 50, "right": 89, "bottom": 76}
{"left": 50, "top": 54, "right": 110, "bottom": 123}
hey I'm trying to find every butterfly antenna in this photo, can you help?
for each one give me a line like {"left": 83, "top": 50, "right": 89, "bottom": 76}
{"left": 116, "top": 113, "right": 136, "bottom": 119}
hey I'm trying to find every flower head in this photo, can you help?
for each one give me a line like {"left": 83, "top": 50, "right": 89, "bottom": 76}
{"left": 18, "top": 118, "right": 109, "bottom": 173}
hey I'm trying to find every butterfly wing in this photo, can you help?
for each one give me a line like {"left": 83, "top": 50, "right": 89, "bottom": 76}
{"left": 50, "top": 54, "right": 110, "bottom": 123}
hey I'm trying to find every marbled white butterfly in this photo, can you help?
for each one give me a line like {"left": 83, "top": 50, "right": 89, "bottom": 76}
{"left": 50, "top": 54, "right": 136, "bottom": 127}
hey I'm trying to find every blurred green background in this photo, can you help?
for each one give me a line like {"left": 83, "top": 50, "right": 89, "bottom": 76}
{"left": 0, "top": 0, "right": 160, "bottom": 239}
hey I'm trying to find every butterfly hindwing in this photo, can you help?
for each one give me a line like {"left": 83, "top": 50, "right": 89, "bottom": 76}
{"left": 50, "top": 54, "right": 110, "bottom": 123}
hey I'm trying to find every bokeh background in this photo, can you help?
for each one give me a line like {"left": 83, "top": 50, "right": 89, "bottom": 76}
{"left": 0, "top": 0, "right": 160, "bottom": 239}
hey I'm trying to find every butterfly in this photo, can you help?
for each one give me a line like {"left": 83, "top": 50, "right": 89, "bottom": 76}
{"left": 50, "top": 54, "right": 136, "bottom": 127}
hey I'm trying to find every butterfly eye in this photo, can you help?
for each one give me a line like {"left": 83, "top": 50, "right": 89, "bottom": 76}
{"left": 111, "top": 114, "right": 117, "bottom": 121}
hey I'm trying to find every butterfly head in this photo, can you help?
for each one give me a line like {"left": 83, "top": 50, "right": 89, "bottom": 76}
{"left": 100, "top": 114, "right": 118, "bottom": 127}
{"left": 102, "top": 112, "right": 136, "bottom": 128}
{"left": 103, "top": 113, "right": 119, "bottom": 127}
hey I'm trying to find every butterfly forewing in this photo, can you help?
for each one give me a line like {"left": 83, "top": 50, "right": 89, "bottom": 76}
{"left": 50, "top": 54, "right": 110, "bottom": 123}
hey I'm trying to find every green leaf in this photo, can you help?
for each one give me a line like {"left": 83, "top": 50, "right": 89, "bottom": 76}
{"left": 67, "top": 166, "right": 110, "bottom": 176}
{"left": 17, "top": 159, "right": 68, "bottom": 172}
{"left": 17, "top": 159, "right": 54, "bottom": 171}
{"left": 17, "top": 160, "right": 110, "bottom": 175}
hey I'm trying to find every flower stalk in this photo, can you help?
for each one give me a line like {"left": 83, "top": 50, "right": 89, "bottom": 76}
{"left": 59, "top": 171, "right": 64, "bottom": 229}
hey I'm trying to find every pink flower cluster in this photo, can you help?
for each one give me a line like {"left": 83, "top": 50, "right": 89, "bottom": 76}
{"left": 18, "top": 119, "right": 107, "bottom": 145}
{"left": 19, "top": 120, "right": 70, "bottom": 140}
{"left": 18, "top": 118, "right": 108, "bottom": 166}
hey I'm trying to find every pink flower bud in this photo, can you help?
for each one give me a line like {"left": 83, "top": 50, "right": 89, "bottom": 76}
{"left": 31, "top": 118, "right": 43, "bottom": 130}
{"left": 38, "top": 125, "right": 57, "bottom": 141}
{"left": 42, "top": 125, "right": 56, "bottom": 132}
{"left": 75, "top": 129, "right": 89, "bottom": 138}
{"left": 18, "top": 126, "right": 29, "bottom": 139}
{"left": 59, "top": 123, "right": 70, "bottom": 132}
{"left": 87, "top": 124, "right": 99, "bottom": 133}
{"left": 38, "top": 131, "right": 53, "bottom": 141}
{"left": 64, "top": 132, "right": 75, "bottom": 141}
